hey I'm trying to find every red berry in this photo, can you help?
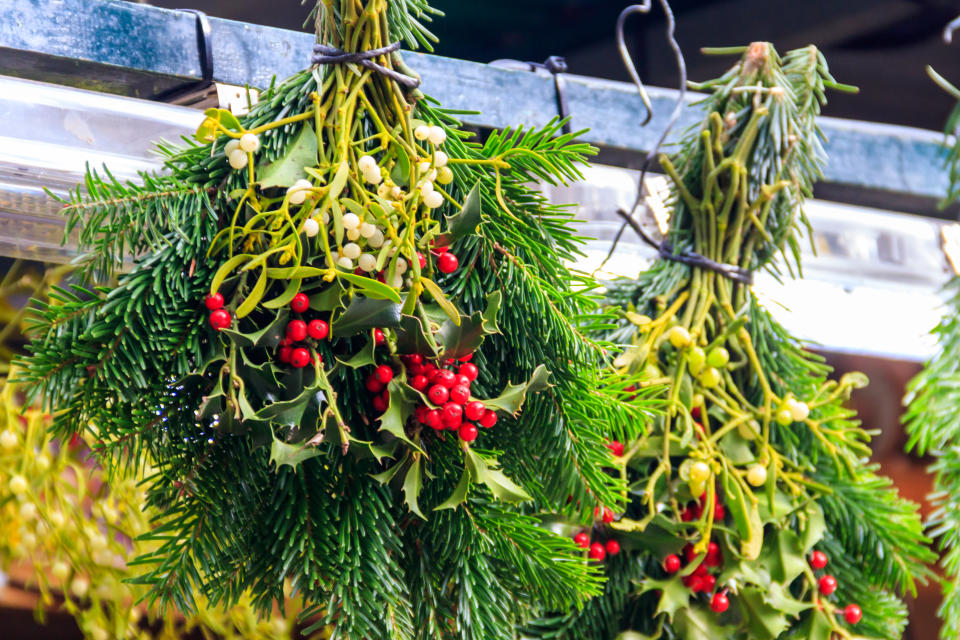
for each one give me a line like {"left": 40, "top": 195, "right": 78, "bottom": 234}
{"left": 428, "top": 385, "right": 449, "bottom": 405}
{"left": 209, "top": 309, "right": 231, "bottom": 330}
{"left": 307, "top": 319, "right": 329, "bottom": 340}
{"left": 607, "top": 440, "right": 624, "bottom": 456}
{"left": 454, "top": 374, "right": 472, "bottom": 388}
{"left": 415, "top": 406, "right": 429, "bottom": 424}
{"left": 291, "top": 293, "right": 310, "bottom": 313}
{"left": 710, "top": 592, "right": 729, "bottom": 613}
{"left": 458, "top": 362, "right": 479, "bottom": 381}
{"left": 442, "top": 402, "right": 463, "bottom": 427}
{"left": 373, "top": 328, "right": 385, "bottom": 345}
{"left": 681, "top": 507, "right": 696, "bottom": 522}
{"left": 408, "top": 363, "right": 424, "bottom": 376}
{"left": 425, "top": 409, "right": 444, "bottom": 430}
{"left": 279, "top": 346, "right": 292, "bottom": 363}
{"left": 417, "top": 252, "right": 426, "bottom": 269}
{"left": 372, "top": 394, "right": 388, "bottom": 413}
{"left": 437, "top": 252, "right": 459, "bottom": 274}
{"left": 365, "top": 375, "right": 385, "bottom": 394}
{"left": 281, "top": 337, "right": 293, "bottom": 347}
{"left": 818, "top": 575, "right": 837, "bottom": 596}
{"left": 449, "top": 385, "right": 470, "bottom": 404}
{"left": 410, "top": 375, "right": 429, "bottom": 391}
{"left": 595, "top": 506, "right": 614, "bottom": 524}
{"left": 433, "top": 245, "right": 449, "bottom": 254}
{"left": 664, "top": 555, "right": 681, "bottom": 573}
{"left": 374, "top": 364, "right": 394, "bottom": 384}
{"left": 589, "top": 542, "right": 606, "bottom": 561}
{"left": 605, "top": 540, "right": 621, "bottom": 555}
{"left": 204, "top": 292, "right": 224, "bottom": 310}
{"left": 844, "top": 604, "right": 862, "bottom": 625}
{"left": 478, "top": 410, "right": 498, "bottom": 428}
{"left": 290, "top": 348, "right": 310, "bottom": 368}
{"left": 434, "top": 369, "right": 456, "bottom": 388}
{"left": 687, "top": 575, "right": 704, "bottom": 592}
{"left": 458, "top": 423, "right": 478, "bottom": 442}
{"left": 458, "top": 353, "right": 473, "bottom": 362}
{"left": 707, "top": 542, "right": 721, "bottom": 559}
{"left": 693, "top": 563, "right": 708, "bottom": 577}
{"left": 714, "top": 503, "right": 726, "bottom": 521}
{"left": 407, "top": 354, "right": 424, "bottom": 366}
{"left": 810, "top": 550, "right": 828, "bottom": 570}
{"left": 573, "top": 532, "right": 590, "bottom": 548}
{"left": 691, "top": 406, "right": 701, "bottom": 421}
{"left": 685, "top": 544, "right": 699, "bottom": 564}
{"left": 286, "top": 320, "right": 307, "bottom": 342}
{"left": 464, "top": 401, "right": 485, "bottom": 421}
{"left": 702, "top": 575, "right": 717, "bottom": 592}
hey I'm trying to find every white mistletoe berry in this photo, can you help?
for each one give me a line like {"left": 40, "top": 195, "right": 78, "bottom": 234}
{"left": 358, "top": 155, "right": 377, "bottom": 173}
{"left": 342, "top": 213, "right": 361, "bottom": 230}
{"left": 346, "top": 227, "right": 361, "bottom": 241}
{"left": 414, "top": 125, "right": 430, "bottom": 141}
{"left": 337, "top": 256, "right": 354, "bottom": 270}
{"left": 0, "top": 429, "right": 17, "bottom": 450}
{"left": 303, "top": 218, "right": 320, "bottom": 237}
{"left": 433, "top": 151, "right": 449, "bottom": 167}
{"left": 368, "top": 229, "right": 385, "bottom": 248}
{"left": 359, "top": 222, "right": 377, "bottom": 238}
{"left": 437, "top": 166, "right": 454, "bottom": 185}
{"left": 224, "top": 139, "right": 241, "bottom": 155}
{"left": 423, "top": 190, "right": 444, "bottom": 209}
{"left": 358, "top": 253, "right": 377, "bottom": 272}
{"left": 428, "top": 126, "right": 446, "bottom": 146}
{"left": 396, "top": 257, "right": 408, "bottom": 274}
{"left": 342, "top": 242, "right": 362, "bottom": 260}
{"left": 228, "top": 149, "right": 248, "bottom": 170}
{"left": 239, "top": 132, "right": 261, "bottom": 153}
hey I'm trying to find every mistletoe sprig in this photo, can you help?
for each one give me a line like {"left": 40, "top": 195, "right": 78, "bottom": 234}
{"left": 15, "top": 1, "right": 654, "bottom": 634}
{"left": 530, "top": 43, "right": 932, "bottom": 640}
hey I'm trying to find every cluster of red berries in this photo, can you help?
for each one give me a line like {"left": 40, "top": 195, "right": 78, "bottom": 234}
{"left": 364, "top": 352, "right": 497, "bottom": 443}
{"left": 205, "top": 292, "right": 231, "bottom": 330}
{"left": 573, "top": 531, "right": 621, "bottom": 561}
{"left": 276, "top": 293, "right": 328, "bottom": 368}
{"left": 663, "top": 539, "right": 725, "bottom": 600}
{"left": 809, "top": 551, "right": 861, "bottom": 625}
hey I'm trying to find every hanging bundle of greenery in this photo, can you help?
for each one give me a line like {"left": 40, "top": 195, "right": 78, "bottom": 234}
{"left": 902, "top": 65, "right": 960, "bottom": 640}
{"left": 528, "top": 43, "right": 934, "bottom": 640}
{"left": 15, "top": 1, "right": 653, "bottom": 637}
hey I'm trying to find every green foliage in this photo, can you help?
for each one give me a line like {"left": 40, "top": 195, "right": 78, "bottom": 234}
{"left": 14, "top": 1, "right": 660, "bottom": 637}
{"left": 531, "top": 42, "right": 932, "bottom": 640}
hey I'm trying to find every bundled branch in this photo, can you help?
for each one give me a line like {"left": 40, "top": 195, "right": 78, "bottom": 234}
{"left": 14, "top": 1, "right": 654, "bottom": 637}
{"left": 530, "top": 43, "right": 933, "bottom": 640}
{"left": 903, "top": 63, "right": 960, "bottom": 640}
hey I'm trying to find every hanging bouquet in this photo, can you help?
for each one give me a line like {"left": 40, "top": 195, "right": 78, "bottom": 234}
{"left": 16, "top": 1, "right": 651, "bottom": 636}
{"left": 529, "top": 42, "right": 933, "bottom": 640}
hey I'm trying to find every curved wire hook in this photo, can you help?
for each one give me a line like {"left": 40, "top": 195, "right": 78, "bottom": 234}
{"left": 945, "top": 14, "right": 960, "bottom": 44}
{"left": 599, "top": 0, "right": 688, "bottom": 271}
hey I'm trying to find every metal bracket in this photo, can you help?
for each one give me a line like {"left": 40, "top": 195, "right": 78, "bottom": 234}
{"left": 152, "top": 9, "right": 214, "bottom": 105}
{"left": 490, "top": 56, "right": 572, "bottom": 134}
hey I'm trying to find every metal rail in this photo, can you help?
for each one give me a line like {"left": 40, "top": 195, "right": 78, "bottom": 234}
{"left": 0, "top": 0, "right": 953, "bottom": 213}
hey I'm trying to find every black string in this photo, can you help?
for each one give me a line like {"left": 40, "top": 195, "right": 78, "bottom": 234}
{"left": 614, "top": 208, "right": 753, "bottom": 285}
{"left": 489, "top": 56, "right": 572, "bottom": 134}
{"left": 312, "top": 42, "right": 421, "bottom": 89}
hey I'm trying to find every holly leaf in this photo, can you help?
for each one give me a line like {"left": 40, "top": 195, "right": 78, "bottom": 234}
{"left": 435, "top": 467, "right": 471, "bottom": 511}
{"left": 739, "top": 586, "right": 790, "bottom": 640}
{"left": 256, "top": 125, "right": 318, "bottom": 189}
{"left": 672, "top": 606, "right": 737, "bottom": 640}
{"left": 396, "top": 313, "right": 440, "bottom": 358}
{"left": 637, "top": 576, "right": 690, "bottom": 621}
{"left": 437, "top": 290, "right": 502, "bottom": 359}
{"left": 221, "top": 308, "right": 289, "bottom": 348}
{"left": 437, "top": 181, "right": 482, "bottom": 246}
{"left": 337, "top": 336, "right": 377, "bottom": 369}
{"left": 403, "top": 454, "right": 426, "bottom": 519}
{"left": 759, "top": 528, "right": 807, "bottom": 584}
{"left": 253, "top": 384, "right": 324, "bottom": 426}
{"left": 484, "top": 364, "right": 552, "bottom": 415}
{"left": 464, "top": 447, "right": 531, "bottom": 503}
{"left": 270, "top": 437, "right": 323, "bottom": 471}
{"left": 794, "top": 608, "right": 835, "bottom": 640}
{"left": 332, "top": 297, "right": 402, "bottom": 337}
{"left": 765, "top": 582, "right": 811, "bottom": 617}
{"left": 610, "top": 516, "right": 686, "bottom": 556}
{"left": 371, "top": 453, "right": 408, "bottom": 485}
{"left": 376, "top": 380, "right": 424, "bottom": 453}
{"left": 305, "top": 280, "right": 345, "bottom": 312}
{"left": 800, "top": 502, "right": 826, "bottom": 552}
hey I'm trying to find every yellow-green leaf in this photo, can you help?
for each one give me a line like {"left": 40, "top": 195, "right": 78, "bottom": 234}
{"left": 421, "top": 278, "right": 459, "bottom": 326}
{"left": 262, "top": 278, "right": 302, "bottom": 309}
{"left": 236, "top": 268, "right": 267, "bottom": 318}
{"left": 211, "top": 254, "right": 253, "bottom": 294}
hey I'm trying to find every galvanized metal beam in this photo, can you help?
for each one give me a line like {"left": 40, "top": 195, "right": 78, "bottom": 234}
{"left": 0, "top": 0, "right": 953, "bottom": 209}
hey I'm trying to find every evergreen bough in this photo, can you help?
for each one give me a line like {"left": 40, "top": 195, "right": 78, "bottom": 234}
{"left": 15, "top": 2, "right": 654, "bottom": 637}
{"left": 529, "top": 43, "right": 933, "bottom": 640}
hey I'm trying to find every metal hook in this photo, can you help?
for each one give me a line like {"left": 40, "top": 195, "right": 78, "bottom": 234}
{"left": 599, "top": 0, "right": 687, "bottom": 272}
{"left": 945, "top": 14, "right": 960, "bottom": 44}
